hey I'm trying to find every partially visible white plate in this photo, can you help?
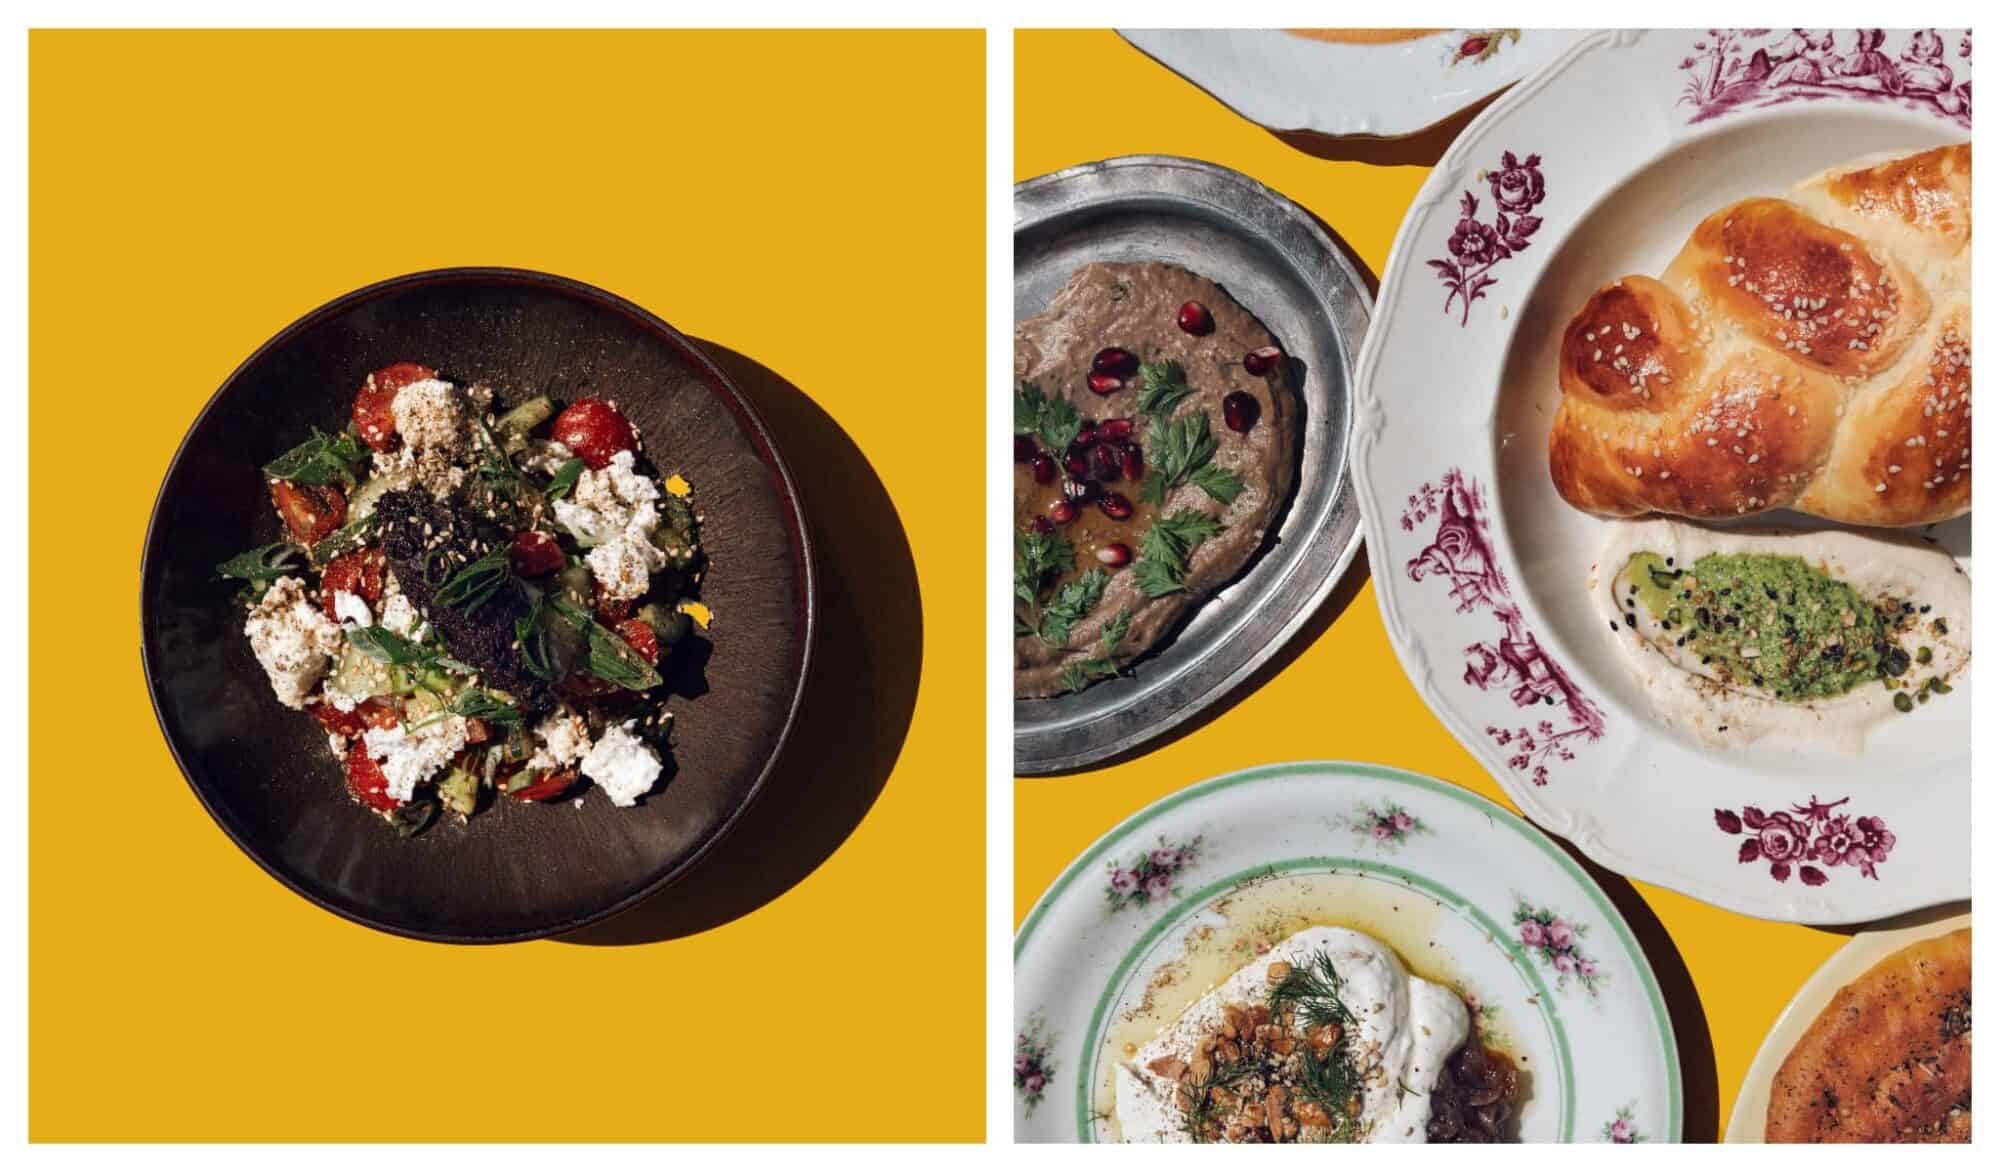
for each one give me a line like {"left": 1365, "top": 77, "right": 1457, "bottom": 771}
{"left": 1118, "top": 28, "right": 1585, "bottom": 139}
{"left": 1723, "top": 907, "right": 1970, "bottom": 1143}
{"left": 1350, "top": 28, "right": 1973, "bottom": 924}
{"left": 1013, "top": 762, "right": 1680, "bottom": 1142}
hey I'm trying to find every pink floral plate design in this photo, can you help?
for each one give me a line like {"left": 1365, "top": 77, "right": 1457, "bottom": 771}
{"left": 1350, "top": 29, "right": 1969, "bottom": 925}
{"left": 1013, "top": 763, "right": 1680, "bottom": 1142}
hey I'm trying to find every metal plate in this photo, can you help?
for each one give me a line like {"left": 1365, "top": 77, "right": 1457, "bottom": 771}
{"left": 1014, "top": 156, "right": 1369, "bottom": 774}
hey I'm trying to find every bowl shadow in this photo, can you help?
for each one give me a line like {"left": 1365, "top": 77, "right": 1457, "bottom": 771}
{"left": 561, "top": 342, "right": 921, "bottom": 944}
{"left": 1554, "top": 839, "right": 1722, "bottom": 1142}
{"left": 1267, "top": 89, "right": 1502, "bottom": 169}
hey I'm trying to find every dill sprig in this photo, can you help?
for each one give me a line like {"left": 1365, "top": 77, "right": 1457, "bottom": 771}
{"left": 1268, "top": 950, "right": 1364, "bottom": 1140}
{"left": 1175, "top": 1056, "right": 1260, "bottom": 1143}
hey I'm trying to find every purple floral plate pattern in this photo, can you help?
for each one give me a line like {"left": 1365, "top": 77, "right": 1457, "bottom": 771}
{"left": 1678, "top": 28, "right": 1971, "bottom": 128}
{"left": 1426, "top": 150, "right": 1546, "bottom": 325}
{"left": 1014, "top": 1016, "right": 1056, "bottom": 1115}
{"left": 1105, "top": 835, "right": 1201, "bottom": 912}
{"left": 1402, "top": 471, "right": 1604, "bottom": 786}
{"left": 1714, "top": 797, "right": 1896, "bottom": 887}
{"left": 1511, "top": 899, "right": 1607, "bottom": 996}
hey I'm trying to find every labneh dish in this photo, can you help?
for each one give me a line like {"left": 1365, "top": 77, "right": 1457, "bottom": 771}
{"left": 1766, "top": 927, "right": 1970, "bottom": 1143}
{"left": 224, "top": 362, "right": 706, "bottom": 835}
{"left": 1115, "top": 927, "right": 1520, "bottom": 1143}
{"left": 1594, "top": 521, "right": 1968, "bottom": 749}
{"left": 1014, "top": 260, "right": 1298, "bottom": 696}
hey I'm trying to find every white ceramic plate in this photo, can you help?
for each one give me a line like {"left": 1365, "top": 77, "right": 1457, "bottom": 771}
{"left": 1118, "top": 28, "right": 1586, "bottom": 139}
{"left": 1723, "top": 908, "right": 1969, "bottom": 1142}
{"left": 1013, "top": 762, "right": 1680, "bottom": 1143}
{"left": 1350, "top": 28, "right": 1972, "bottom": 924}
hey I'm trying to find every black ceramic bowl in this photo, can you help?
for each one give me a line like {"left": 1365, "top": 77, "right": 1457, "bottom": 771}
{"left": 141, "top": 268, "right": 815, "bottom": 943}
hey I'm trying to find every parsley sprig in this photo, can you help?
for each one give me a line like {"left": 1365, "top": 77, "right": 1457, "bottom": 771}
{"left": 217, "top": 541, "right": 303, "bottom": 601}
{"left": 1059, "top": 610, "right": 1130, "bottom": 693}
{"left": 1131, "top": 509, "right": 1223, "bottom": 598}
{"left": 1134, "top": 361, "right": 1194, "bottom": 423}
{"left": 1014, "top": 381, "right": 1081, "bottom": 454}
{"left": 1139, "top": 411, "right": 1242, "bottom": 507}
{"left": 1038, "top": 569, "right": 1108, "bottom": 646}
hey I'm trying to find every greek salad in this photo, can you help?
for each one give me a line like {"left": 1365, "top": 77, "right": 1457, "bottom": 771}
{"left": 221, "top": 363, "right": 706, "bottom": 835}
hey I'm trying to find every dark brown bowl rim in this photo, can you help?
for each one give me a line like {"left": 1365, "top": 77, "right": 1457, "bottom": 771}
{"left": 137, "top": 266, "right": 818, "bottom": 944}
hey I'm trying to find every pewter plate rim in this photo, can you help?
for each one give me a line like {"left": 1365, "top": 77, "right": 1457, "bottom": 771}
{"left": 1013, "top": 155, "right": 1370, "bottom": 775}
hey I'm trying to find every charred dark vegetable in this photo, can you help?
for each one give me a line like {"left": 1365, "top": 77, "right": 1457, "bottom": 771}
{"left": 374, "top": 488, "right": 558, "bottom": 715}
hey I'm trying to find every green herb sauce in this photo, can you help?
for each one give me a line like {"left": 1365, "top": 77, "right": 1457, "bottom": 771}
{"left": 1619, "top": 551, "right": 1917, "bottom": 702}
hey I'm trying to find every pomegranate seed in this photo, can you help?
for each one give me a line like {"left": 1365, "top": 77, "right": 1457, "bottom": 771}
{"left": 1062, "top": 477, "right": 1099, "bottom": 503}
{"left": 1461, "top": 36, "right": 1489, "bottom": 58}
{"left": 1087, "top": 372, "right": 1123, "bottom": 396}
{"left": 1223, "top": 391, "right": 1260, "bottom": 433}
{"left": 1096, "top": 543, "right": 1133, "bottom": 568}
{"left": 1013, "top": 435, "right": 1037, "bottom": 463}
{"left": 1049, "top": 500, "right": 1077, "bottom": 524}
{"left": 1029, "top": 515, "right": 1053, "bottom": 535}
{"left": 1177, "top": 301, "right": 1213, "bottom": 335}
{"left": 1063, "top": 452, "right": 1089, "bottom": 479}
{"left": 1121, "top": 445, "right": 1145, "bottom": 480}
{"left": 1091, "top": 443, "right": 1124, "bottom": 482}
{"left": 1098, "top": 492, "right": 1134, "bottom": 521}
{"left": 1097, "top": 417, "right": 1133, "bottom": 441}
{"left": 1030, "top": 453, "right": 1056, "bottom": 483}
{"left": 1091, "top": 347, "right": 1139, "bottom": 378}
{"left": 1074, "top": 422, "right": 1098, "bottom": 448}
{"left": 1244, "top": 346, "right": 1283, "bottom": 376}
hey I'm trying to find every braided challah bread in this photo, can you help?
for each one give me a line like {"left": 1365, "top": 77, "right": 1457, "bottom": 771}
{"left": 1549, "top": 143, "right": 1969, "bottom": 527}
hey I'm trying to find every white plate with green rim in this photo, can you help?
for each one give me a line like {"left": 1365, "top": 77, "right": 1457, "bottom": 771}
{"left": 1013, "top": 762, "right": 1680, "bottom": 1143}
{"left": 1349, "top": 28, "right": 1972, "bottom": 924}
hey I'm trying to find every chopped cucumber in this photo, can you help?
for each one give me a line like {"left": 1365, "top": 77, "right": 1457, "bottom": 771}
{"left": 436, "top": 765, "right": 478, "bottom": 817}
{"left": 635, "top": 603, "right": 693, "bottom": 646}
{"left": 496, "top": 396, "right": 555, "bottom": 439}
{"left": 310, "top": 514, "right": 379, "bottom": 564}
{"left": 328, "top": 642, "right": 395, "bottom": 701}
{"left": 348, "top": 475, "right": 394, "bottom": 520}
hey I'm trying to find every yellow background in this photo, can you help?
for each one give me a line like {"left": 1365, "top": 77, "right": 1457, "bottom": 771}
{"left": 31, "top": 30, "right": 984, "bottom": 1141}
{"left": 1013, "top": 29, "right": 1851, "bottom": 1142}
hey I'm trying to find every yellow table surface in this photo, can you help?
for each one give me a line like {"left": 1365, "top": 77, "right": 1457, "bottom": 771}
{"left": 30, "top": 29, "right": 984, "bottom": 1142}
{"left": 1012, "top": 28, "right": 1850, "bottom": 1142}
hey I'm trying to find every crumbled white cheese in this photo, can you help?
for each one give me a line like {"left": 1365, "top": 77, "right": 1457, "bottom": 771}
{"left": 362, "top": 715, "right": 470, "bottom": 803}
{"left": 586, "top": 533, "right": 667, "bottom": 604}
{"left": 244, "top": 577, "right": 343, "bottom": 709}
{"left": 377, "top": 575, "right": 427, "bottom": 640}
{"left": 332, "top": 590, "right": 371, "bottom": 628}
{"left": 580, "top": 721, "right": 661, "bottom": 808}
{"left": 554, "top": 450, "right": 669, "bottom": 602}
{"left": 522, "top": 438, "right": 576, "bottom": 476}
{"left": 384, "top": 378, "right": 474, "bottom": 499}
{"left": 534, "top": 708, "right": 591, "bottom": 769}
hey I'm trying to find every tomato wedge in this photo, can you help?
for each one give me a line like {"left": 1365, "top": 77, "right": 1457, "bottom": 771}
{"left": 615, "top": 618, "right": 659, "bottom": 665}
{"left": 269, "top": 479, "right": 347, "bottom": 544}
{"left": 343, "top": 740, "right": 401, "bottom": 811}
{"left": 318, "top": 547, "right": 387, "bottom": 620}
{"left": 509, "top": 530, "right": 565, "bottom": 577}
{"left": 307, "top": 701, "right": 366, "bottom": 739}
{"left": 551, "top": 399, "right": 637, "bottom": 469}
{"left": 352, "top": 362, "right": 436, "bottom": 452}
{"left": 506, "top": 768, "right": 578, "bottom": 803}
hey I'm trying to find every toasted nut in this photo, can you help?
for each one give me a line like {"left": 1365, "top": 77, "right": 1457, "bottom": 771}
{"left": 1267, "top": 961, "right": 1293, "bottom": 983}
{"left": 1295, "top": 1100, "right": 1331, "bottom": 1127}
{"left": 1265, "top": 1087, "right": 1288, "bottom": 1142}
{"left": 1147, "top": 1056, "right": 1188, "bottom": 1080}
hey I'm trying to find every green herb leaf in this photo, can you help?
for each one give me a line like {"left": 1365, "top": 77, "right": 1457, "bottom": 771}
{"left": 1139, "top": 410, "right": 1221, "bottom": 506}
{"left": 1132, "top": 509, "right": 1223, "bottom": 598}
{"left": 449, "top": 687, "right": 523, "bottom": 726}
{"left": 1134, "top": 361, "right": 1194, "bottom": 422}
{"left": 216, "top": 541, "right": 302, "bottom": 583}
{"left": 310, "top": 514, "right": 379, "bottom": 564}
{"left": 347, "top": 625, "right": 430, "bottom": 667}
{"left": 1038, "top": 568, "right": 1108, "bottom": 646}
{"left": 545, "top": 457, "right": 586, "bottom": 501}
{"left": 1013, "top": 529, "right": 1075, "bottom": 606}
{"left": 263, "top": 428, "right": 369, "bottom": 487}
{"left": 1100, "top": 610, "right": 1131, "bottom": 654}
{"left": 1014, "top": 381, "right": 1081, "bottom": 454}
{"left": 551, "top": 599, "right": 663, "bottom": 691}
{"left": 432, "top": 545, "right": 515, "bottom": 612}
{"left": 1187, "top": 463, "right": 1243, "bottom": 506}
{"left": 1058, "top": 610, "right": 1132, "bottom": 694}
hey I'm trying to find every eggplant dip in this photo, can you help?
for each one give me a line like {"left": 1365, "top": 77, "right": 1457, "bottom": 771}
{"left": 1594, "top": 520, "right": 1969, "bottom": 750}
{"left": 1013, "top": 261, "right": 1299, "bottom": 698}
